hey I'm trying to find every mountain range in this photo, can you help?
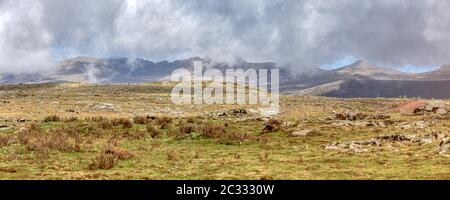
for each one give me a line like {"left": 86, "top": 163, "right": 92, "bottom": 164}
{"left": 1, "top": 56, "right": 450, "bottom": 98}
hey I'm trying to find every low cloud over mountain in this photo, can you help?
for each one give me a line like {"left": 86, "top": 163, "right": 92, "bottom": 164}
{"left": 2, "top": 0, "right": 450, "bottom": 74}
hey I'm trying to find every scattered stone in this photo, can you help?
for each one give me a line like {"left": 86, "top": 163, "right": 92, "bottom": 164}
{"left": 65, "top": 109, "right": 80, "bottom": 113}
{"left": 335, "top": 112, "right": 367, "bottom": 121}
{"left": 367, "top": 121, "right": 386, "bottom": 127}
{"left": 398, "top": 120, "right": 433, "bottom": 129}
{"left": 368, "top": 114, "right": 391, "bottom": 120}
{"left": 16, "top": 118, "right": 29, "bottom": 123}
{"left": 324, "top": 132, "right": 448, "bottom": 154}
{"left": 331, "top": 120, "right": 369, "bottom": 127}
{"left": 413, "top": 101, "right": 448, "bottom": 115}
{"left": 217, "top": 108, "right": 248, "bottom": 117}
{"left": 91, "top": 103, "right": 119, "bottom": 112}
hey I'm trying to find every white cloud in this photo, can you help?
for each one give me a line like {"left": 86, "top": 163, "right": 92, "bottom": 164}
{"left": 0, "top": 0, "right": 54, "bottom": 73}
{"left": 1, "top": 0, "right": 450, "bottom": 74}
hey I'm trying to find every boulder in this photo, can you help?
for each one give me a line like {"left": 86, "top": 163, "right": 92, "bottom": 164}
{"left": 290, "top": 129, "right": 313, "bottom": 137}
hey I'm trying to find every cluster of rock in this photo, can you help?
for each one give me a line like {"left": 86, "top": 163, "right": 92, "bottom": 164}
{"left": 413, "top": 103, "right": 448, "bottom": 115}
{"left": 329, "top": 112, "right": 391, "bottom": 127}
{"left": 89, "top": 103, "right": 120, "bottom": 112}
{"left": 397, "top": 120, "right": 436, "bottom": 129}
{"left": 324, "top": 132, "right": 450, "bottom": 156}
{"left": 335, "top": 112, "right": 368, "bottom": 121}
{"left": 210, "top": 108, "right": 265, "bottom": 122}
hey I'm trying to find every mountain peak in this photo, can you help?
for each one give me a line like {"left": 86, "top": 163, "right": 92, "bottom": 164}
{"left": 352, "top": 60, "right": 369, "bottom": 66}
{"left": 438, "top": 64, "right": 450, "bottom": 71}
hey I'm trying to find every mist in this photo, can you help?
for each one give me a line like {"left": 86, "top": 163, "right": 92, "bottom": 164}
{"left": 1, "top": 0, "right": 450, "bottom": 74}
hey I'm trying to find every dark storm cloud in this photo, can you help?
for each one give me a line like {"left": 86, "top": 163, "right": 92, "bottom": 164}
{"left": 1, "top": 0, "right": 450, "bottom": 73}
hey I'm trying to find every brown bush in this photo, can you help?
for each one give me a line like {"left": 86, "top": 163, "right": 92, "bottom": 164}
{"left": 121, "top": 130, "right": 146, "bottom": 140}
{"left": 29, "top": 123, "right": 40, "bottom": 132}
{"left": 44, "top": 115, "right": 60, "bottom": 122}
{"left": 0, "top": 135, "right": 12, "bottom": 147}
{"left": 133, "top": 116, "right": 148, "bottom": 124}
{"left": 186, "top": 117, "right": 196, "bottom": 124}
{"left": 112, "top": 118, "right": 134, "bottom": 129}
{"left": 64, "top": 116, "right": 78, "bottom": 122}
{"left": 24, "top": 132, "right": 81, "bottom": 153}
{"left": 146, "top": 124, "right": 161, "bottom": 138}
{"left": 18, "top": 125, "right": 82, "bottom": 153}
{"left": 201, "top": 124, "right": 226, "bottom": 139}
{"left": 88, "top": 153, "right": 117, "bottom": 170}
{"left": 86, "top": 116, "right": 108, "bottom": 122}
{"left": 261, "top": 119, "right": 282, "bottom": 133}
{"left": 88, "top": 141, "right": 133, "bottom": 170}
{"left": 156, "top": 116, "right": 173, "bottom": 129}
{"left": 99, "top": 120, "right": 114, "bottom": 130}
{"left": 177, "top": 123, "right": 197, "bottom": 137}
{"left": 103, "top": 144, "right": 134, "bottom": 160}
{"left": 175, "top": 124, "right": 197, "bottom": 139}
{"left": 166, "top": 149, "right": 178, "bottom": 161}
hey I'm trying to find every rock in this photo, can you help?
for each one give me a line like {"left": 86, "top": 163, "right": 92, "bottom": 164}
{"left": 414, "top": 121, "right": 428, "bottom": 129}
{"left": 283, "top": 121, "right": 296, "bottom": 127}
{"left": 437, "top": 137, "right": 450, "bottom": 156}
{"left": 16, "top": 118, "right": 28, "bottom": 122}
{"left": 259, "top": 108, "right": 278, "bottom": 117}
{"left": 348, "top": 143, "right": 368, "bottom": 153}
{"left": 17, "top": 127, "right": 29, "bottom": 135}
{"left": 367, "top": 121, "right": 386, "bottom": 127}
{"left": 368, "top": 114, "right": 391, "bottom": 120}
{"left": 435, "top": 108, "right": 447, "bottom": 115}
{"left": 65, "top": 109, "right": 79, "bottom": 113}
{"left": 146, "top": 113, "right": 157, "bottom": 120}
{"left": 290, "top": 129, "right": 313, "bottom": 137}
{"left": 335, "top": 112, "right": 367, "bottom": 121}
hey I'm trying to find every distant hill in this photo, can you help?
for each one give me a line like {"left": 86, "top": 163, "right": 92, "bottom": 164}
{"left": 1, "top": 57, "right": 450, "bottom": 98}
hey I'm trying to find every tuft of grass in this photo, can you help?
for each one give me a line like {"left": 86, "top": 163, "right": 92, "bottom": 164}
{"left": 146, "top": 124, "right": 161, "bottom": 138}
{"left": 44, "top": 115, "right": 60, "bottom": 122}
{"left": 64, "top": 116, "right": 78, "bottom": 122}
{"left": 88, "top": 141, "right": 133, "bottom": 170}
{"left": 156, "top": 116, "right": 173, "bottom": 129}
{"left": 99, "top": 120, "right": 114, "bottom": 130}
{"left": 0, "top": 134, "right": 13, "bottom": 147}
{"left": 103, "top": 143, "right": 134, "bottom": 160}
{"left": 201, "top": 124, "right": 226, "bottom": 139}
{"left": 17, "top": 124, "right": 82, "bottom": 153}
{"left": 133, "top": 116, "right": 148, "bottom": 124}
{"left": 112, "top": 118, "right": 134, "bottom": 129}
{"left": 166, "top": 149, "right": 179, "bottom": 161}
{"left": 176, "top": 123, "right": 197, "bottom": 139}
{"left": 88, "top": 153, "right": 117, "bottom": 170}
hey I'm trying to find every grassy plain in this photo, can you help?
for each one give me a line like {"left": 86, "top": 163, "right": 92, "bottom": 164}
{"left": 0, "top": 83, "right": 449, "bottom": 179}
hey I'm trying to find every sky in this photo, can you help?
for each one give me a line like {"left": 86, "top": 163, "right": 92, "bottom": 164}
{"left": 1, "top": 0, "right": 450, "bottom": 74}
